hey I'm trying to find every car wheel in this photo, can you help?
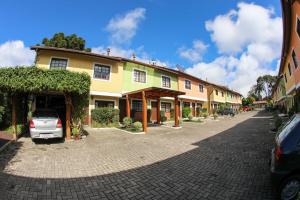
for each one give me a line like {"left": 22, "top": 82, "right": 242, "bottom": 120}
{"left": 280, "top": 175, "right": 300, "bottom": 200}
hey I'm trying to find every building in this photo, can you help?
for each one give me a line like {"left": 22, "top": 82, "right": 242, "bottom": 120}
{"left": 207, "top": 84, "right": 242, "bottom": 113}
{"left": 31, "top": 46, "right": 242, "bottom": 128}
{"left": 274, "top": 0, "right": 300, "bottom": 112}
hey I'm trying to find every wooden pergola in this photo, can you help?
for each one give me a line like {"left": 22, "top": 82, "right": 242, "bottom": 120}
{"left": 123, "top": 87, "right": 185, "bottom": 133}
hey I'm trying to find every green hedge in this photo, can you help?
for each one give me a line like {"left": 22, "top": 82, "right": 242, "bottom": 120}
{"left": 182, "top": 107, "right": 191, "bottom": 118}
{"left": 0, "top": 67, "right": 90, "bottom": 95}
{"left": 91, "top": 107, "right": 119, "bottom": 126}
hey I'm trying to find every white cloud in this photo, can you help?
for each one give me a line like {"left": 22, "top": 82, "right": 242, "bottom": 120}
{"left": 92, "top": 45, "right": 169, "bottom": 67}
{"left": 178, "top": 40, "right": 208, "bottom": 63}
{"left": 205, "top": 2, "right": 282, "bottom": 55}
{"left": 185, "top": 2, "right": 282, "bottom": 96}
{"left": 0, "top": 40, "right": 34, "bottom": 67}
{"left": 106, "top": 8, "right": 146, "bottom": 45}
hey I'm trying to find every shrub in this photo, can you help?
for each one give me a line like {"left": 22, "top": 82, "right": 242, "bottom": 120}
{"left": 123, "top": 117, "right": 132, "bottom": 128}
{"left": 170, "top": 108, "right": 175, "bottom": 119}
{"left": 213, "top": 113, "right": 218, "bottom": 120}
{"left": 133, "top": 121, "right": 142, "bottom": 131}
{"left": 202, "top": 112, "right": 208, "bottom": 118}
{"left": 188, "top": 113, "right": 193, "bottom": 121}
{"left": 182, "top": 107, "right": 191, "bottom": 118}
{"left": 72, "top": 127, "right": 79, "bottom": 136}
{"left": 161, "top": 116, "right": 167, "bottom": 123}
{"left": 0, "top": 106, "right": 4, "bottom": 124}
{"left": 160, "top": 111, "right": 167, "bottom": 123}
{"left": 202, "top": 108, "right": 207, "bottom": 113}
{"left": 91, "top": 107, "right": 119, "bottom": 126}
{"left": 273, "top": 114, "right": 283, "bottom": 131}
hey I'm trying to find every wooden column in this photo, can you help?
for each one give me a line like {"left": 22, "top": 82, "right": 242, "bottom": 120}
{"left": 142, "top": 91, "right": 147, "bottom": 133}
{"left": 126, "top": 95, "right": 131, "bottom": 118}
{"left": 157, "top": 98, "right": 161, "bottom": 125}
{"left": 174, "top": 96, "right": 180, "bottom": 127}
{"left": 12, "top": 95, "right": 17, "bottom": 141}
{"left": 65, "top": 95, "right": 72, "bottom": 140}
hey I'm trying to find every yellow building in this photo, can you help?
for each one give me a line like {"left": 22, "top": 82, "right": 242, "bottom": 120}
{"left": 31, "top": 46, "right": 124, "bottom": 124}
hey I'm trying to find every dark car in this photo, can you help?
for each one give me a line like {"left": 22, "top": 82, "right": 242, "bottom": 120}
{"left": 218, "top": 108, "right": 235, "bottom": 116}
{"left": 270, "top": 114, "right": 300, "bottom": 200}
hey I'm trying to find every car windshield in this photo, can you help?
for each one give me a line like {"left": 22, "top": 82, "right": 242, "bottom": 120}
{"left": 33, "top": 110, "right": 57, "bottom": 118}
{"left": 276, "top": 115, "right": 300, "bottom": 145}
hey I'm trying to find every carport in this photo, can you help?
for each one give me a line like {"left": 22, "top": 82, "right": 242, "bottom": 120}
{"left": 0, "top": 67, "right": 91, "bottom": 141}
{"left": 123, "top": 87, "right": 185, "bottom": 133}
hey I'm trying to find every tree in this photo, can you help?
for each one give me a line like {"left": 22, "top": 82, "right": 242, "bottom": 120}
{"left": 41, "top": 32, "right": 91, "bottom": 52}
{"left": 248, "top": 75, "right": 277, "bottom": 100}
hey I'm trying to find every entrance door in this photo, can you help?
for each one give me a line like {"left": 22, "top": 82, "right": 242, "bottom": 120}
{"left": 119, "top": 99, "right": 126, "bottom": 122}
{"left": 151, "top": 101, "right": 157, "bottom": 122}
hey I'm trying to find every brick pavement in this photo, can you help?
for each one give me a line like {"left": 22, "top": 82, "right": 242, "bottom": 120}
{"left": 0, "top": 111, "right": 275, "bottom": 199}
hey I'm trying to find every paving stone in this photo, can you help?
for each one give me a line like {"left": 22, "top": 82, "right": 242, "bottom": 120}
{"left": 0, "top": 111, "right": 275, "bottom": 199}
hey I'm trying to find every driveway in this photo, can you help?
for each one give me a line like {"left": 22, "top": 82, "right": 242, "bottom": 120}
{"left": 0, "top": 111, "right": 275, "bottom": 199}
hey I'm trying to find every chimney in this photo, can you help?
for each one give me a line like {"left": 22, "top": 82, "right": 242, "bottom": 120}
{"left": 132, "top": 53, "right": 136, "bottom": 60}
{"left": 152, "top": 59, "right": 156, "bottom": 65}
{"left": 107, "top": 48, "right": 111, "bottom": 56}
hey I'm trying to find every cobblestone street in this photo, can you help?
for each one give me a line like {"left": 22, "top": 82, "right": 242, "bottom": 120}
{"left": 0, "top": 111, "right": 275, "bottom": 200}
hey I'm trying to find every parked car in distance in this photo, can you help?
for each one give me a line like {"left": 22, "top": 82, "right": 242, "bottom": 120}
{"left": 30, "top": 109, "right": 63, "bottom": 140}
{"left": 218, "top": 108, "right": 235, "bottom": 116}
{"left": 243, "top": 106, "right": 252, "bottom": 111}
{"left": 270, "top": 114, "right": 300, "bottom": 200}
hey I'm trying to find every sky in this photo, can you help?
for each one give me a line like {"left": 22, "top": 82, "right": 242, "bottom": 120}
{"left": 0, "top": 0, "right": 282, "bottom": 96}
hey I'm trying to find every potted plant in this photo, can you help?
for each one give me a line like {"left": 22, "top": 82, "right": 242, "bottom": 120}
{"left": 72, "top": 127, "right": 80, "bottom": 140}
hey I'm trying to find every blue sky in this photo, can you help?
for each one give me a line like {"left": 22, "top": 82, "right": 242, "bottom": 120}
{"left": 0, "top": 0, "right": 282, "bottom": 95}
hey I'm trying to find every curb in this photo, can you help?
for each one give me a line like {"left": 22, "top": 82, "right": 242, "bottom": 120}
{"left": 0, "top": 140, "right": 14, "bottom": 153}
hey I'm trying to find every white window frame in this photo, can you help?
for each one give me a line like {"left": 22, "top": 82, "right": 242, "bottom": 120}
{"left": 161, "top": 101, "right": 172, "bottom": 112}
{"left": 184, "top": 79, "right": 192, "bottom": 90}
{"left": 48, "top": 57, "right": 69, "bottom": 70}
{"left": 92, "top": 62, "right": 112, "bottom": 82}
{"left": 199, "top": 84, "right": 204, "bottom": 93}
{"left": 161, "top": 75, "right": 171, "bottom": 88}
{"left": 132, "top": 68, "right": 147, "bottom": 84}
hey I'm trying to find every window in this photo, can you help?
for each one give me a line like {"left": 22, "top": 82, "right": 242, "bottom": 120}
{"left": 297, "top": 17, "right": 300, "bottom": 39}
{"left": 161, "top": 102, "right": 171, "bottom": 112}
{"left": 185, "top": 80, "right": 191, "bottom": 89}
{"left": 132, "top": 100, "right": 142, "bottom": 112}
{"left": 221, "top": 92, "right": 224, "bottom": 97}
{"left": 162, "top": 76, "right": 171, "bottom": 88}
{"left": 94, "top": 64, "right": 111, "bottom": 80}
{"left": 183, "top": 102, "right": 190, "bottom": 108}
{"left": 292, "top": 50, "right": 299, "bottom": 69}
{"left": 199, "top": 84, "right": 204, "bottom": 92}
{"left": 50, "top": 58, "right": 68, "bottom": 69}
{"left": 288, "top": 63, "right": 292, "bottom": 76}
{"left": 95, "top": 100, "right": 114, "bottom": 108}
{"left": 215, "top": 90, "right": 219, "bottom": 96}
{"left": 134, "top": 69, "right": 146, "bottom": 83}
{"left": 284, "top": 73, "right": 287, "bottom": 83}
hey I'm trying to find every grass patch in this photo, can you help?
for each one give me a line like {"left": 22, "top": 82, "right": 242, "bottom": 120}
{"left": 118, "top": 127, "right": 143, "bottom": 133}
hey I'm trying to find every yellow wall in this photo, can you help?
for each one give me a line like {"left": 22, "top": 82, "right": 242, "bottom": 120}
{"left": 35, "top": 50, "right": 124, "bottom": 94}
{"left": 210, "top": 88, "right": 226, "bottom": 103}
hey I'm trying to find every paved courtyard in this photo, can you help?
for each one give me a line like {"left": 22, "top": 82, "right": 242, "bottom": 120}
{"left": 0, "top": 111, "right": 275, "bottom": 200}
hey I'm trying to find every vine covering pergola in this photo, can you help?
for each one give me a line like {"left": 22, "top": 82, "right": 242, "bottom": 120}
{"left": 0, "top": 67, "right": 91, "bottom": 140}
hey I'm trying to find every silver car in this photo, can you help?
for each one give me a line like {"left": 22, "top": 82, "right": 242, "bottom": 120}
{"left": 30, "top": 110, "right": 63, "bottom": 139}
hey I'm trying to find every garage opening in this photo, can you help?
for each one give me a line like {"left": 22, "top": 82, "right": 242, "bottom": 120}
{"left": 34, "top": 95, "right": 66, "bottom": 134}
